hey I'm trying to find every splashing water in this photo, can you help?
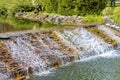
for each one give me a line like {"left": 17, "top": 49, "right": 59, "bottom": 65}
{"left": 0, "top": 25, "right": 120, "bottom": 79}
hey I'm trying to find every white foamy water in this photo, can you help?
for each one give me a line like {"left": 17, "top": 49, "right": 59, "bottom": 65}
{"left": 98, "top": 25, "right": 120, "bottom": 47}
{"left": 79, "top": 50, "right": 120, "bottom": 62}
{"left": 2, "top": 26, "right": 120, "bottom": 79}
{"left": 63, "top": 28, "right": 113, "bottom": 59}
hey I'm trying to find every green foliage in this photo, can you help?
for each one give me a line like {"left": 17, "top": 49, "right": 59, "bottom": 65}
{"left": 113, "top": 7, "right": 120, "bottom": 16}
{"left": 111, "top": 16, "right": 120, "bottom": 24}
{"left": 57, "top": 0, "right": 77, "bottom": 15}
{"left": 84, "top": 15, "right": 105, "bottom": 23}
{"left": 0, "top": 0, "right": 108, "bottom": 16}
{"left": 0, "top": 0, "right": 35, "bottom": 15}
{"left": 42, "top": 0, "right": 58, "bottom": 13}
{"left": 42, "top": 0, "right": 108, "bottom": 16}
{"left": 102, "top": 7, "right": 113, "bottom": 16}
{"left": 10, "top": 5, "right": 35, "bottom": 15}
{"left": 0, "top": 7, "right": 8, "bottom": 16}
{"left": 77, "top": 0, "right": 107, "bottom": 15}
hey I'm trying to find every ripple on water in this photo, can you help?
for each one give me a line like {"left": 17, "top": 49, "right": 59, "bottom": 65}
{"left": 28, "top": 49, "right": 120, "bottom": 80}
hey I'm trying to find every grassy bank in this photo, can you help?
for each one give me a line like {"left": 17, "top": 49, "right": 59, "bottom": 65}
{"left": 83, "top": 15, "right": 105, "bottom": 24}
{"left": 102, "top": 7, "right": 120, "bottom": 24}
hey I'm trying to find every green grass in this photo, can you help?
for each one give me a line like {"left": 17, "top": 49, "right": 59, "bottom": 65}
{"left": 83, "top": 15, "right": 105, "bottom": 24}
{"left": 110, "top": 16, "right": 120, "bottom": 24}
{"left": 101, "top": 6, "right": 120, "bottom": 24}
{"left": 102, "top": 7, "right": 113, "bottom": 16}
{"left": 26, "top": 11, "right": 61, "bottom": 16}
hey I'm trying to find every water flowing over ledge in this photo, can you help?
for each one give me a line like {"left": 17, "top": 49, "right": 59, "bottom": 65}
{"left": 0, "top": 25, "right": 120, "bottom": 80}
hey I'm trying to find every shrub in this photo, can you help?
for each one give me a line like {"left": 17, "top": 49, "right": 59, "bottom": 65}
{"left": 111, "top": 16, "right": 120, "bottom": 24}
{"left": 57, "top": 0, "right": 77, "bottom": 16}
{"left": 113, "top": 7, "right": 120, "bottom": 16}
{"left": 84, "top": 15, "right": 105, "bottom": 23}
{"left": 0, "top": 7, "right": 7, "bottom": 16}
{"left": 42, "top": 0, "right": 108, "bottom": 16}
{"left": 42, "top": 0, "right": 58, "bottom": 13}
{"left": 76, "top": 0, "right": 108, "bottom": 16}
{"left": 10, "top": 5, "right": 35, "bottom": 15}
{"left": 102, "top": 7, "right": 113, "bottom": 16}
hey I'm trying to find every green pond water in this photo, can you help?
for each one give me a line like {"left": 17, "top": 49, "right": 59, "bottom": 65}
{"left": 28, "top": 49, "right": 120, "bottom": 80}
{"left": 0, "top": 16, "right": 58, "bottom": 33}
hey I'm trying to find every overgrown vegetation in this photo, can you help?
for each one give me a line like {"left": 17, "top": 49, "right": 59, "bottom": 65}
{"left": 0, "top": 0, "right": 120, "bottom": 26}
{"left": 111, "top": 16, "right": 120, "bottom": 24}
{"left": 0, "top": 0, "right": 108, "bottom": 16}
{"left": 0, "top": 7, "right": 8, "bottom": 16}
{"left": 101, "top": 6, "right": 120, "bottom": 24}
{"left": 102, "top": 7, "right": 113, "bottom": 16}
{"left": 43, "top": 0, "right": 108, "bottom": 16}
{"left": 83, "top": 15, "right": 105, "bottom": 23}
{"left": 0, "top": 0, "right": 35, "bottom": 15}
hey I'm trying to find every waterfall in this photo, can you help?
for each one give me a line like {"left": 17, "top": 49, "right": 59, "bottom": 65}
{"left": 98, "top": 25, "right": 120, "bottom": 47}
{"left": 0, "top": 25, "right": 119, "bottom": 79}
{"left": 62, "top": 28, "right": 113, "bottom": 59}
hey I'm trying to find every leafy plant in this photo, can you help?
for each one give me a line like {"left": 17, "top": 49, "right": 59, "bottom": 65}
{"left": 0, "top": 7, "right": 8, "bottom": 16}
{"left": 111, "top": 16, "right": 120, "bottom": 24}
{"left": 113, "top": 7, "right": 120, "bottom": 16}
{"left": 102, "top": 7, "right": 113, "bottom": 16}
{"left": 84, "top": 15, "right": 105, "bottom": 23}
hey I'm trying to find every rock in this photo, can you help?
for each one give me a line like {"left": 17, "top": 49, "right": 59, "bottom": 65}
{"left": 15, "top": 12, "right": 24, "bottom": 17}
{"left": 55, "top": 17, "right": 61, "bottom": 25}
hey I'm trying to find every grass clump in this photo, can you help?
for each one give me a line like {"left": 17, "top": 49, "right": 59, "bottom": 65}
{"left": 109, "top": 7, "right": 120, "bottom": 24}
{"left": 84, "top": 15, "right": 105, "bottom": 24}
{"left": 111, "top": 16, "right": 120, "bottom": 24}
{"left": 113, "top": 7, "right": 120, "bottom": 16}
{"left": 0, "top": 7, "right": 8, "bottom": 16}
{"left": 85, "top": 26, "right": 117, "bottom": 45}
{"left": 102, "top": 7, "right": 113, "bottom": 16}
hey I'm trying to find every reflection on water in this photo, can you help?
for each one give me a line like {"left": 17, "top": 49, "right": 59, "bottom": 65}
{"left": 0, "top": 16, "right": 58, "bottom": 33}
{"left": 28, "top": 49, "right": 120, "bottom": 80}
{"left": 0, "top": 22, "right": 33, "bottom": 33}
{"left": 0, "top": 16, "right": 36, "bottom": 33}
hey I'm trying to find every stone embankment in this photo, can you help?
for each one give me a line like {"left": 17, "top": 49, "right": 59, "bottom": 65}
{"left": 15, "top": 12, "right": 83, "bottom": 25}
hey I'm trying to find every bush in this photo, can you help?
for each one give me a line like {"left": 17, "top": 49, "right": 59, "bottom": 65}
{"left": 0, "top": 7, "right": 7, "bottom": 16}
{"left": 42, "top": 0, "right": 108, "bottom": 16}
{"left": 10, "top": 5, "right": 35, "bottom": 15}
{"left": 113, "top": 7, "right": 120, "bottom": 16}
{"left": 84, "top": 15, "right": 105, "bottom": 23}
{"left": 57, "top": 0, "right": 77, "bottom": 16}
{"left": 42, "top": 0, "right": 58, "bottom": 13}
{"left": 111, "top": 16, "right": 120, "bottom": 24}
{"left": 102, "top": 7, "right": 113, "bottom": 16}
{"left": 76, "top": 0, "right": 108, "bottom": 16}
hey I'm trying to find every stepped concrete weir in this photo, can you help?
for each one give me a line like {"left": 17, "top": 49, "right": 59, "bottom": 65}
{"left": 0, "top": 25, "right": 120, "bottom": 80}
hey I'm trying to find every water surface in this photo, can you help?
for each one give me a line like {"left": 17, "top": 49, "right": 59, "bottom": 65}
{"left": 0, "top": 22, "right": 33, "bottom": 33}
{"left": 28, "top": 49, "right": 120, "bottom": 80}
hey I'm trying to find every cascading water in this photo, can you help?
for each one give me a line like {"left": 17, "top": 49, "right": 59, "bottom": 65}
{"left": 0, "top": 25, "right": 120, "bottom": 80}
{"left": 62, "top": 28, "right": 113, "bottom": 59}
{"left": 98, "top": 25, "right": 120, "bottom": 47}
